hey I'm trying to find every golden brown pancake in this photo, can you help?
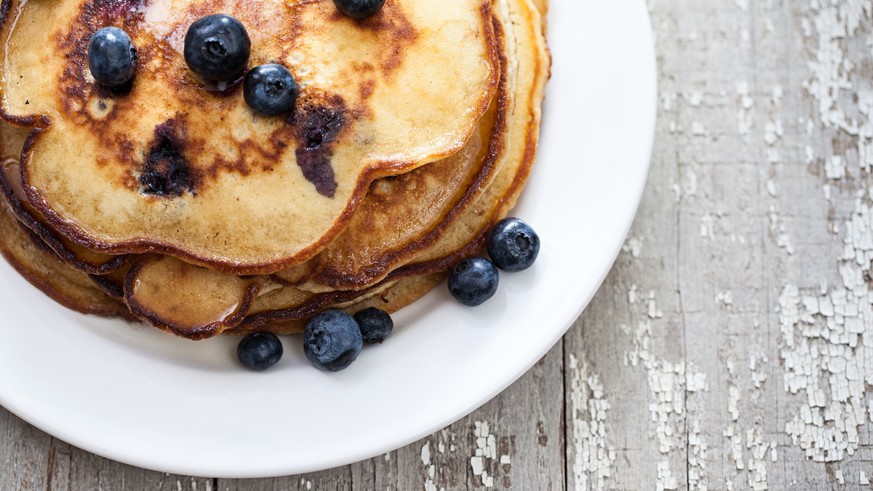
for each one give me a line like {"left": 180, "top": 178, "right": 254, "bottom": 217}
{"left": 387, "top": 0, "right": 549, "bottom": 281}
{"left": 124, "top": 254, "right": 264, "bottom": 339}
{"left": 0, "top": 125, "right": 130, "bottom": 274}
{"left": 233, "top": 273, "right": 448, "bottom": 335}
{"left": 1, "top": 0, "right": 499, "bottom": 274}
{"left": 0, "top": 132, "right": 128, "bottom": 318}
{"left": 0, "top": 200, "right": 129, "bottom": 317}
{"left": 119, "top": 0, "right": 547, "bottom": 340}
{"left": 531, "top": 0, "right": 548, "bottom": 31}
{"left": 0, "top": 0, "right": 550, "bottom": 341}
{"left": 272, "top": 97, "right": 504, "bottom": 293}
{"left": 120, "top": 81, "right": 503, "bottom": 337}
{"left": 245, "top": 0, "right": 549, "bottom": 331}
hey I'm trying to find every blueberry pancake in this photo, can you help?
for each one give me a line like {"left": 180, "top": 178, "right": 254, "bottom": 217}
{"left": 1, "top": 0, "right": 498, "bottom": 273}
{"left": 120, "top": 0, "right": 548, "bottom": 338}
{"left": 0, "top": 0, "right": 550, "bottom": 340}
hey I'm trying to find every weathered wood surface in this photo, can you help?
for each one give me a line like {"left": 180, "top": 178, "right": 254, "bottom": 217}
{"left": 4, "top": 0, "right": 873, "bottom": 489}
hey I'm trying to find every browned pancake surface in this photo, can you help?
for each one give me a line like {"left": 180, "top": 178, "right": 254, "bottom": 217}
{"left": 2, "top": 0, "right": 499, "bottom": 274}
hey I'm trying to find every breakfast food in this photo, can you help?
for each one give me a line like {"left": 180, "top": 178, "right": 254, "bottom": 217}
{"left": 0, "top": 0, "right": 549, "bottom": 345}
{"left": 486, "top": 218, "right": 541, "bottom": 272}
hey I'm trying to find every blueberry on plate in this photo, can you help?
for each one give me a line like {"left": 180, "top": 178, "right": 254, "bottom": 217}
{"left": 333, "top": 0, "right": 386, "bottom": 19}
{"left": 244, "top": 64, "right": 299, "bottom": 116}
{"left": 448, "top": 257, "right": 499, "bottom": 307}
{"left": 486, "top": 218, "right": 540, "bottom": 272}
{"left": 237, "top": 332, "right": 283, "bottom": 371}
{"left": 304, "top": 310, "right": 363, "bottom": 372}
{"left": 88, "top": 27, "right": 137, "bottom": 88}
{"left": 184, "top": 14, "right": 250, "bottom": 82}
{"left": 353, "top": 307, "right": 393, "bottom": 344}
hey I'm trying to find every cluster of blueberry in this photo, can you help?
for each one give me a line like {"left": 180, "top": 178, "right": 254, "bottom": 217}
{"left": 86, "top": 0, "right": 386, "bottom": 113}
{"left": 237, "top": 306, "right": 393, "bottom": 372}
{"left": 448, "top": 217, "right": 540, "bottom": 306}
{"left": 237, "top": 218, "right": 539, "bottom": 373}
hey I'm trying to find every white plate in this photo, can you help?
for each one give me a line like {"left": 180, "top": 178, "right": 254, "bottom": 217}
{"left": 0, "top": 0, "right": 656, "bottom": 478}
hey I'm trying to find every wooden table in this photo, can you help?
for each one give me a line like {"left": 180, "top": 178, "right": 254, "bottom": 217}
{"left": 4, "top": 0, "right": 872, "bottom": 488}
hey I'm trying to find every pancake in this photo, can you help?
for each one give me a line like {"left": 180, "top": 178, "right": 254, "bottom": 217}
{"left": 531, "top": 0, "right": 548, "bottom": 31}
{"left": 244, "top": 0, "right": 549, "bottom": 328}
{"left": 119, "top": 0, "right": 547, "bottom": 340}
{"left": 387, "top": 0, "right": 548, "bottom": 281}
{"left": 272, "top": 95, "right": 505, "bottom": 293}
{"left": 0, "top": 126, "right": 130, "bottom": 274}
{"left": 121, "top": 81, "right": 503, "bottom": 337}
{"left": 0, "top": 0, "right": 550, "bottom": 341}
{"left": 0, "top": 125, "right": 128, "bottom": 317}
{"left": 1, "top": 0, "right": 499, "bottom": 274}
{"left": 0, "top": 200, "right": 130, "bottom": 318}
{"left": 233, "top": 273, "right": 448, "bottom": 335}
{"left": 124, "top": 254, "right": 263, "bottom": 339}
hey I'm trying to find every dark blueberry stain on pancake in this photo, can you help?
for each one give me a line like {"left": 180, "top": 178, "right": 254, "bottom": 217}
{"left": 293, "top": 100, "right": 346, "bottom": 198}
{"left": 140, "top": 119, "right": 196, "bottom": 197}
{"left": 51, "top": 1, "right": 418, "bottom": 198}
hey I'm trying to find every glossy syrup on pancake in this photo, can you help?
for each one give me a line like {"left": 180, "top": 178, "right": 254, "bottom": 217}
{"left": 272, "top": 95, "right": 505, "bottom": 293}
{"left": 119, "top": 106, "right": 489, "bottom": 337}
{"left": 242, "top": 0, "right": 550, "bottom": 330}
{"left": 121, "top": 5, "right": 511, "bottom": 310}
{"left": 0, "top": 120, "right": 128, "bottom": 317}
{"left": 124, "top": 254, "right": 263, "bottom": 339}
{"left": 0, "top": 123, "right": 130, "bottom": 274}
{"left": 0, "top": 200, "right": 130, "bottom": 317}
{"left": 234, "top": 273, "right": 448, "bottom": 335}
{"left": 120, "top": 0, "right": 548, "bottom": 340}
{"left": 0, "top": 0, "right": 551, "bottom": 341}
{"left": 1, "top": 0, "right": 499, "bottom": 274}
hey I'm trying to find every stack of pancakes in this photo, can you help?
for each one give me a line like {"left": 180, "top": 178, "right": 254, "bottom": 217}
{"left": 0, "top": 0, "right": 549, "bottom": 339}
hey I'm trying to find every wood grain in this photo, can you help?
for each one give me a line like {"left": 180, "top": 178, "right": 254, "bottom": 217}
{"left": 5, "top": 0, "right": 873, "bottom": 489}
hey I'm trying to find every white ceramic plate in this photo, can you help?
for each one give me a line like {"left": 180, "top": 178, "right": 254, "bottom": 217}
{"left": 0, "top": 0, "right": 656, "bottom": 478}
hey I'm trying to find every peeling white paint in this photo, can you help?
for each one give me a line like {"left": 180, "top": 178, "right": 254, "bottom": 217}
{"left": 824, "top": 155, "right": 846, "bottom": 179}
{"left": 736, "top": 81, "right": 754, "bottom": 137}
{"left": 686, "top": 368, "right": 708, "bottom": 491}
{"left": 421, "top": 442, "right": 439, "bottom": 491}
{"left": 648, "top": 291, "right": 664, "bottom": 319}
{"left": 570, "top": 354, "right": 615, "bottom": 491}
{"left": 470, "top": 421, "right": 498, "bottom": 488}
{"left": 657, "top": 460, "right": 678, "bottom": 491}
{"left": 779, "top": 195, "right": 873, "bottom": 462}
{"left": 768, "top": 206, "right": 795, "bottom": 255}
{"left": 625, "top": 290, "right": 708, "bottom": 491}
{"left": 623, "top": 237, "right": 643, "bottom": 258}
{"left": 781, "top": 6, "right": 873, "bottom": 462}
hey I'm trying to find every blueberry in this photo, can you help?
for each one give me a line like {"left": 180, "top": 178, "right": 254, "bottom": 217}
{"left": 88, "top": 27, "right": 137, "bottom": 88}
{"left": 353, "top": 307, "right": 393, "bottom": 344}
{"left": 237, "top": 332, "right": 283, "bottom": 371}
{"left": 184, "top": 14, "right": 250, "bottom": 82}
{"left": 486, "top": 218, "right": 540, "bottom": 272}
{"left": 304, "top": 310, "right": 363, "bottom": 372}
{"left": 448, "top": 258, "right": 499, "bottom": 307}
{"left": 244, "top": 64, "right": 299, "bottom": 116}
{"left": 333, "top": 0, "right": 386, "bottom": 19}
